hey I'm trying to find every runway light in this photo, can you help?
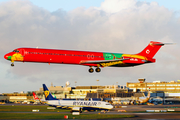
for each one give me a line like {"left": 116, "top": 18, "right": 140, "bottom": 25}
{"left": 64, "top": 115, "right": 68, "bottom": 119}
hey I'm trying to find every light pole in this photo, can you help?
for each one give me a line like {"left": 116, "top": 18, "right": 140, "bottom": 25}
{"left": 75, "top": 81, "right": 77, "bottom": 87}
{"left": 75, "top": 81, "right": 77, "bottom": 99}
{"left": 116, "top": 82, "right": 118, "bottom": 97}
{"left": 96, "top": 79, "right": 99, "bottom": 98}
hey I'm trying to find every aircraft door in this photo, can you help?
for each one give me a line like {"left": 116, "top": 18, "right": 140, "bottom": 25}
{"left": 19, "top": 49, "right": 25, "bottom": 57}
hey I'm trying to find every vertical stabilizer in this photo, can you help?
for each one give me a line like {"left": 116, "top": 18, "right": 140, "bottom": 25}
{"left": 33, "top": 92, "right": 39, "bottom": 100}
{"left": 147, "top": 90, "right": 151, "bottom": 99}
{"left": 43, "top": 84, "right": 58, "bottom": 100}
{"left": 137, "top": 41, "right": 164, "bottom": 58}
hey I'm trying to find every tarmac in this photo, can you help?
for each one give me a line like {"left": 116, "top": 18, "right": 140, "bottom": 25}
{"left": 1, "top": 104, "right": 180, "bottom": 119}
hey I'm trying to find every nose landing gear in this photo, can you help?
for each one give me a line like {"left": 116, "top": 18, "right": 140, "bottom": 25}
{"left": 11, "top": 60, "right": 14, "bottom": 67}
{"left": 11, "top": 63, "right": 14, "bottom": 67}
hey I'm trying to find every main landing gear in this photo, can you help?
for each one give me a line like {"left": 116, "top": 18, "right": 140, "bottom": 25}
{"left": 89, "top": 67, "right": 94, "bottom": 73}
{"left": 89, "top": 66, "right": 101, "bottom": 73}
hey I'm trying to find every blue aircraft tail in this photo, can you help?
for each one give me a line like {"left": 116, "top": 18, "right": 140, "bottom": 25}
{"left": 43, "top": 84, "right": 58, "bottom": 100}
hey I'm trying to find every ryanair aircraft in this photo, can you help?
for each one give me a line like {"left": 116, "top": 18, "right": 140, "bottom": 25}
{"left": 43, "top": 84, "right": 113, "bottom": 113}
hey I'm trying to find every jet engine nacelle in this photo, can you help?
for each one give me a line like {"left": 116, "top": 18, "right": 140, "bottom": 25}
{"left": 71, "top": 107, "right": 82, "bottom": 113}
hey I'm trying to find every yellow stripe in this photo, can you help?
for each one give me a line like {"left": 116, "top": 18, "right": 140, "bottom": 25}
{"left": 122, "top": 54, "right": 147, "bottom": 60}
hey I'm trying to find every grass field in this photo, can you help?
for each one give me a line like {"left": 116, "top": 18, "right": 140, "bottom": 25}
{"left": 0, "top": 113, "right": 134, "bottom": 119}
{"left": 0, "top": 105, "right": 134, "bottom": 119}
{"left": 0, "top": 105, "right": 69, "bottom": 112}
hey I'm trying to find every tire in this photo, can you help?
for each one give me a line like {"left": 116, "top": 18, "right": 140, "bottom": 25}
{"left": 95, "top": 68, "right": 101, "bottom": 72}
{"left": 89, "top": 68, "right": 94, "bottom": 73}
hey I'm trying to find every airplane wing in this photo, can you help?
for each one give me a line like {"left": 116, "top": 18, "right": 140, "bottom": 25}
{"left": 80, "top": 58, "right": 130, "bottom": 64}
{"left": 57, "top": 105, "right": 72, "bottom": 109}
{"left": 80, "top": 58, "right": 130, "bottom": 67}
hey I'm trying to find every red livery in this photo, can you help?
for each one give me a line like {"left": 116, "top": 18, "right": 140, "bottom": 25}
{"left": 4, "top": 41, "right": 166, "bottom": 73}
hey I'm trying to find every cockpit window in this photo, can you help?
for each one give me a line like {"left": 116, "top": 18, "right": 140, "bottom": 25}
{"left": 13, "top": 49, "right": 19, "bottom": 53}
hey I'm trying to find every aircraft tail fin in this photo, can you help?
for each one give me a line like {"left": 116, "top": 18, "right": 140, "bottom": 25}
{"left": 33, "top": 92, "right": 39, "bottom": 100}
{"left": 147, "top": 90, "right": 151, "bottom": 98}
{"left": 43, "top": 84, "right": 58, "bottom": 100}
{"left": 137, "top": 41, "right": 164, "bottom": 58}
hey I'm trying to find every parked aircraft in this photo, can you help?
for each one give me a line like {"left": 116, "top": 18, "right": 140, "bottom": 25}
{"left": 131, "top": 90, "right": 151, "bottom": 105}
{"left": 32, "top": 92, "right": 46, "bottom": 104}
{"left": 138, "top": 90, "right": 151, "bottom": 104}
{"left": 42, "top": 84, "right": 113, "bottom": 113}
{"left": 4, "top": 41, "right": 167, "bottom": 73}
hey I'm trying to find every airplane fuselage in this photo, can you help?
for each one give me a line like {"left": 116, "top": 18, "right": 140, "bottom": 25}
{"left": 4, "top": 41, "right": 164, "bottom": 73}
{"left": 4, "top": 48, "right": 153, "bottom": 67}
{"left": 47, "top": 100, "right": 113, "bottom": 110}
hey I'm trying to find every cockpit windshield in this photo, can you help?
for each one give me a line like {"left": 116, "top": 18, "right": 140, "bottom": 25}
{"left": 13, "top": 49, "right": 19, "bottom": 53}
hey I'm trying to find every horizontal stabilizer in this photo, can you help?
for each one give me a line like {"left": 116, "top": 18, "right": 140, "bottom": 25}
{"left": 152, "top": 43, "right": 174, "bottom": 46}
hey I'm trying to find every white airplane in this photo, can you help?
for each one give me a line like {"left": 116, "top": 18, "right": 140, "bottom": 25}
{"left": 138, "top": 91, "right": 151, "bottom": 104}
{"left": 131, "top": 90, "right": 151, "bottom": 105}
{"left": 43, "top": 84, "right": 113, "bottom": 113}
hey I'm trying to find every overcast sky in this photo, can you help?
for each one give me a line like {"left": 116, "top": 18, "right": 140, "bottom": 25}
{"left": 0, "top": 0, "right": 180, "bottom": 93}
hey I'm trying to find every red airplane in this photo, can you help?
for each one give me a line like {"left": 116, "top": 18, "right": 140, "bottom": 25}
{"left": 4, "top": 41, "right": 166, "bottom": 73}
{"left": 32, "top": 92, "right": 46, "bottom": 104}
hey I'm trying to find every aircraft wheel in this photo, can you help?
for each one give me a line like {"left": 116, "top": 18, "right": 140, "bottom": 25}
{"left": 79, "top": 108, "right": 82, "bottom": 113}
{"left": 95, "top": 68, "right": 101, "bottom": 72}
{"left": 89, "top": 68, "right": 94, "bottom": 73}
{"left": 11, "top": 63, "right": 14, "bottom": 67}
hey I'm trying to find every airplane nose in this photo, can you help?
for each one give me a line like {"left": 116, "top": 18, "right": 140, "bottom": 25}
{"left": 4, "top": 54, "right": 8, "bottom": 59}
{"left": 4, "top": 54, "right": 11, "bottom": 60}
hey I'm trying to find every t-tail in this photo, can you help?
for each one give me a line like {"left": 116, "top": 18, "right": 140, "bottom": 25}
{"left": 43, "top": 84, "right": 58, "bottom": 100}
{"left": 136, "top": 41, "right": 165, "bottom": 60}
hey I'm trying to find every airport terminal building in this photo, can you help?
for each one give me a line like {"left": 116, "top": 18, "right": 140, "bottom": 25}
{"left": 127, "top": 79, "right": 180, "bottom": 93}
{"left": 1, "top": 79, "right": 180, "bottom": 104}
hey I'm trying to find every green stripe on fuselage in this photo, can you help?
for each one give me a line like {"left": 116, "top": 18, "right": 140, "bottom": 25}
{"left": 103, "top": 53, "right": 123, "bottom": 60}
